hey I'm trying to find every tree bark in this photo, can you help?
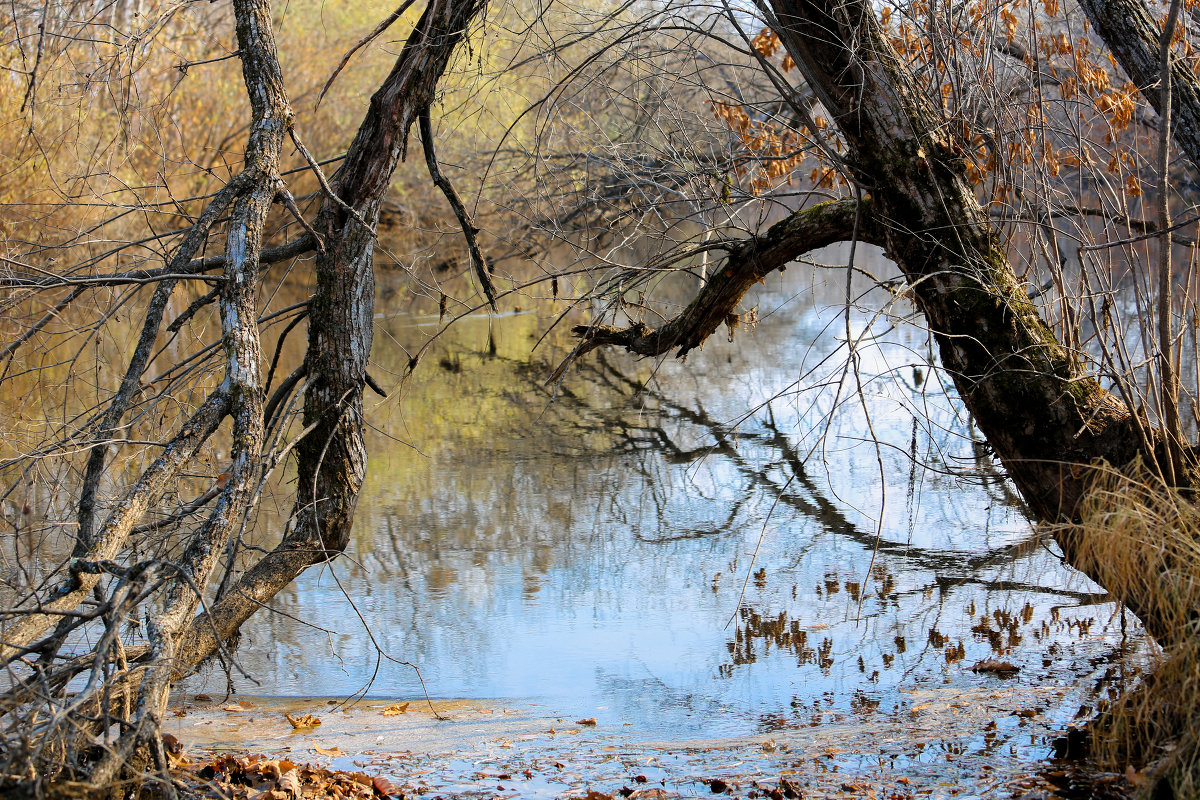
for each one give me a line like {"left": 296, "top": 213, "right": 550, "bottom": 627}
{"left": 560, "top": 196, "right": 885, "bottom": 377}
{"left": 175, "top": 0, "right": 488, "bottom": 672}
{"left": 765, "top": 0, "right": 1196, "bottom": 641}
{"left": 574, "top": 0, "right": 1190, "bottom": 643}
{"left": 754, "top": 0, "right": 1177, "bottom": 522}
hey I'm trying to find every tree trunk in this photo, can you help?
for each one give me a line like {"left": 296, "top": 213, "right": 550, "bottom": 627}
{"left": 175, "top": 0, "right": 488, "bottom": 672}
{"left": 760, "top": 0, "right": 1180, "bottom": 523}
{"left": 767, "top": 0, "right": 1200, "bottom": 642}
{"left": 572, "top": 0, "right": 1190, "bottom": 644}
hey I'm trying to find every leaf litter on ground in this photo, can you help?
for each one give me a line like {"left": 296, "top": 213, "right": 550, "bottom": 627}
{"left": 285, "top": 713, "right": 323, "bottom": 730}
{"left": 180, "top": 753, "right": 399, "bottom": 800}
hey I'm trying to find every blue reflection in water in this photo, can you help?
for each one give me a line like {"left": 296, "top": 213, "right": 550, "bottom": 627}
{"left": 188, "top": 259, "right": 1134, "bottom": 749}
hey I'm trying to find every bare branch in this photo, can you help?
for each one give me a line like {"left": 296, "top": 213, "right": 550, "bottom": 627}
{"left": 552, "top": 196, "right": 883, "bottom": 381}
{"left": 420, "top": 106, "right": 497, "bottom": 309}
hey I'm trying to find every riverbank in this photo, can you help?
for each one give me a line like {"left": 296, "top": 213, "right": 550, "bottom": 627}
{"left": 166, "top": 688, "right": 1132, "bottom": 799}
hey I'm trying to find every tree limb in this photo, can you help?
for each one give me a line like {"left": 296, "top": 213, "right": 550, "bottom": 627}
{"left": 553, "top": 196, "right": 884, "bottom": 382}
{"left": 419, "top": 106, "right": 496, "bottom": 309}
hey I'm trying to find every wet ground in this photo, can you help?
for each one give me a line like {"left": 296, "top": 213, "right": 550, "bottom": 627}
{"left": 168, "top": 675, "right": 1132, "bottom": 799}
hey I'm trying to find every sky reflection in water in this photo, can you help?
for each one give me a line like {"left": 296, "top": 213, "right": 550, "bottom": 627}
{"left": 188, "top": 251, "right": 1138, "bottom": 749}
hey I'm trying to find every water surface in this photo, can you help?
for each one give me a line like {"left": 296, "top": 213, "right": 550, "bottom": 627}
{"left": 186, "top": 248, "right": 1141, "bottom": 765}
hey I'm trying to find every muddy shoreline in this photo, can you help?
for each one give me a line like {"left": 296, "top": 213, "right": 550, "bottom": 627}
{"left": 167, "top": 690, "right": 1130, "bottom": 799}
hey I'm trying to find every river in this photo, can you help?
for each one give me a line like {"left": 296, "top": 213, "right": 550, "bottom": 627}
{"left": 171, "top": 245, "right": 1143, "bottom": 796}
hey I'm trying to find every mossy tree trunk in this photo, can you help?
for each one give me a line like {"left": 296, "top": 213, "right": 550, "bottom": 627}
{"left": 763, "top": 0, "right": 1180, "bottom": 521}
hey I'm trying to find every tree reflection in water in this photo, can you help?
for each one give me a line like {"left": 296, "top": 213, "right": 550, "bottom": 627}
{"left": 183, "top": 278, "right": 1141, "bottom": 745}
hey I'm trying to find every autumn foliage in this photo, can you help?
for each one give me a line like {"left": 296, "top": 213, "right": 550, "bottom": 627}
{"left": 707, "top": 0, "right": 1200, "bottom": 208}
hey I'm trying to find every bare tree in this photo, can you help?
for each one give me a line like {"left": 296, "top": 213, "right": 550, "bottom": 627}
{"left": 1, "top": 0, "right": 486, "bottom": 792}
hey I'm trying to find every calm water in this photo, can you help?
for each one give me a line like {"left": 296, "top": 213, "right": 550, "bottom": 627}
{"left": 185, "top": 247, "right": 1140, "bottom": 751}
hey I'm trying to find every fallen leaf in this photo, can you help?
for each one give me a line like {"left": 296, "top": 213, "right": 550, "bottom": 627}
{"left": 194, "top": 694, "right": 212, "bottom": 702}
{"left": 628, "top": 790, "right": 670, "bottom": 799}
{"left": 278, "top": 769, "right": 301, "bottom": 799}
{"left": 313, "top": 744, "right": 343, "bottom": 757}
{"left": 284, "top": 713, "right": 322, "bottom": 730}
{"left": 381, "top": 702, "right": 409, "bottom": 716}
{"left": 223, "top": 704, "right": 244, "bottom": 712}
{"left": 969, "top": 659, "right": 1020, "bottom": 674}
{"left": 586, "top": 791, "right": 614, "bottom": 800}
{"left": 576, "top": 717, "right": 598, "bottom": 726}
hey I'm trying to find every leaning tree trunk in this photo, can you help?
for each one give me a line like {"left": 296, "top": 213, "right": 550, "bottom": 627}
{"left": 0, "top": 0, "right": 488, "bottom": 791}
{"left": 174, "top": 0, "right": 489, "bottom": 673}
{"left": 1, "top": 0, "right": 290, "bottom": 787}
{"left": 762, "top": 0, "right": 1200, "bottom": 646}
{"left": 762, "top": 0, "right": 1183, "bottom": 521}
{"left": 568, "top": 0, "right": 1190, "bottom": 645}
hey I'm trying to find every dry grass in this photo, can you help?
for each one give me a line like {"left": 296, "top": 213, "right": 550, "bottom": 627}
{"left": 1061, "top": 467, "right": 1200, "bottom": 798}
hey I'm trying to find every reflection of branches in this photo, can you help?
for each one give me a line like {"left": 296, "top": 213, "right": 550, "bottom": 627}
{"left": 583, "top": 353, "right": 1042, "bottom": 575}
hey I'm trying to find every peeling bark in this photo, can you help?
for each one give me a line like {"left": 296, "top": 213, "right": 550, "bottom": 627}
{"left": 84, "top": 0, "right": 286, "bottom": 780}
